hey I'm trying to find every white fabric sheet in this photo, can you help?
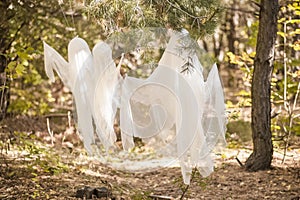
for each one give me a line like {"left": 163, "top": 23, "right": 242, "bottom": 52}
{"left": 43, "top": 30, "right": 226, "bottom": 184}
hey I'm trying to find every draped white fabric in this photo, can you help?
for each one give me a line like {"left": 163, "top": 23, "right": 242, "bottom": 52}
{"left": 44, "top": 30, "right": 226, "bottom": 184}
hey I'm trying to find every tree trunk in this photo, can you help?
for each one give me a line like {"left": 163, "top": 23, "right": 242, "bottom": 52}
{"left": 245, "top": 0, "right": 279, "bottom": 171}
{"left": 0, "top": 55, "right": 10, "bottom": 120}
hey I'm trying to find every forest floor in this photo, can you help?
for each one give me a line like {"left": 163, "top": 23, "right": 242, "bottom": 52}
{"left": 0, "top": 116, "right": 299, "bottom": 200}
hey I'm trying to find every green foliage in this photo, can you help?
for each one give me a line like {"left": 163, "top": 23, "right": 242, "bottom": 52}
{"left": 11, "top": 131, "right": 68, "bottom": 175}
{"left": 227, "top": 120, "right": 252, "bottom": 143}
{"left": 226, "top": 51, "right": 253, "bottom": 111}
{"left": 0, "top": 0, "right": 102, "bottom": 116}
{"left": 8, "top": 89, "right": 51, "bottom": 115}
{"left": 226, "top": 51, "right": 253, "bottom": 125}
{"left": 1, "top": 130, "right": 69, "bottom": 198}
{"left": 5, "top": 47, "right": 34, "bottom": 79}
{"left": 271, "top": 1, "right": 300, "bottom": 149}
{"left": 1, "top": 0, "right": 69, "bottom": 115}
{"left": 86, "top": 0, "right": 223, "bottom": 39}
{"left": 226, "top": 0, "right": 300, "bottom": 154}
{"left": 4, "top": 44, "right": 52, "bottom": 115}
{"left": 246, "top": 21, "right": 259, "bottom": 48}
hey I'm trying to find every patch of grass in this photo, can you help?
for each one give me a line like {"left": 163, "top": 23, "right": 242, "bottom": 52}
{"left": 7, "top": 131, "right": 69, "bottom": 175}
{"left": 226, "top": 120, "right": 252, "bottom": 143}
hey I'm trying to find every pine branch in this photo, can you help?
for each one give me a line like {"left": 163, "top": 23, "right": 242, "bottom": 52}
{"left": 166, "top": 0, "right": 203, "bottom": 20}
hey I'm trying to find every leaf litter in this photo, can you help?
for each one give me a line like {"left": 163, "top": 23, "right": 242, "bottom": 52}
{"left": 0, "top": 116, "right": 299, "bottom": 199}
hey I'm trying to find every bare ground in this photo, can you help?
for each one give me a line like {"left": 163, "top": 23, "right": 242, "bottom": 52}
{"left": 0, "top": 116, "right": 299, "bottom": 200}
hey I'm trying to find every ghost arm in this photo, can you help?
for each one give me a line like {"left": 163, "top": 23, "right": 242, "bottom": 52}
{"left": 43, "top": 41, "right": 72, "bottom": 90}
{"left": 44, "top": 38, "right": 96, "bottom": 154}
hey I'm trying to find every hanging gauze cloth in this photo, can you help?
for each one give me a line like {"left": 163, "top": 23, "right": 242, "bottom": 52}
{"left": 43, "top": 30, "right": 227, "bottom": 184}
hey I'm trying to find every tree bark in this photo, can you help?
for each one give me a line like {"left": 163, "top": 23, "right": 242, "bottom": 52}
{"left": 0, "top": 55, "right": 10, "bottom": 120}
{"left": 245, "top": 0, "right": 279, "bottom": 171}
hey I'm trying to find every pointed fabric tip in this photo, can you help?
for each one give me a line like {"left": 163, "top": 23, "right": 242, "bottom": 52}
{"left": 117, "top": 53, "right": 125, "bottom": 72}
{"left": 43, "top": 41, "right": 56, "bottom": 83}
{"left": 43, "top": 40, "right": 71, "bottom": 89}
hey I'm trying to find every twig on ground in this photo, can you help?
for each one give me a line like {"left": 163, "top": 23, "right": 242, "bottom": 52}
{"left": 148, "top": 194, "right": 174, "bottom": 200}
{"left": 236, "top": 157, "right": 244, "bottom": 167}
{"left": 46, "top": 118, "right": 54, "bottom": 145}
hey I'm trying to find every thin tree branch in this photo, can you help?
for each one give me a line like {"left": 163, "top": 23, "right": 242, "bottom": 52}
{"left": 165, "top": 0, "right": 202, "bottom": 20}
{"left": 236, "top": 157, "right": 244, "bottom": 167}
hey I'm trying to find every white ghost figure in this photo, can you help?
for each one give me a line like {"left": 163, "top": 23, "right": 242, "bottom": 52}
{"left": 43, "top": 30, "right": 226, "bottom": 185}
{"left": 119, "top": 31, "right": 226, "bottom": 184}
{"left": 44, "top": 38, "right": 121, "bottom": 153}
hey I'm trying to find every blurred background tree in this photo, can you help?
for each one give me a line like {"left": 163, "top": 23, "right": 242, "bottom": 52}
{"left": 0, "top": 0, "right": 70, "bottom": 118}
{"left": 0, "top": 0, "right": 101, "bottom": 118}
{"left": 224, "top": 0, "right": 300, "bottom": 164}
